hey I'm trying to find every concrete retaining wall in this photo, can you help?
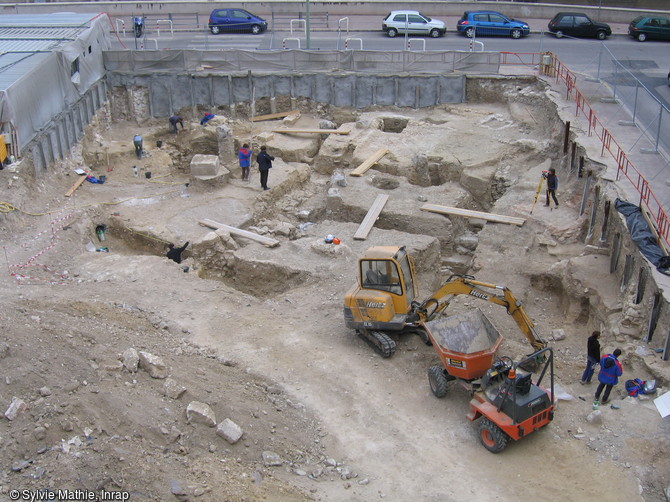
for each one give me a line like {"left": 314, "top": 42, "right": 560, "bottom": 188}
{"left": 29, "top": 80, "right": 108, "bottom": 175}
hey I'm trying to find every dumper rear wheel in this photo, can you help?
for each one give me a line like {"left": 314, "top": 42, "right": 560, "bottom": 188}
{"left": 428, "top": 365, "right": 448, "bottom": 397}
{"left": 479, "top": 418, "right": 508, "bottom": 453}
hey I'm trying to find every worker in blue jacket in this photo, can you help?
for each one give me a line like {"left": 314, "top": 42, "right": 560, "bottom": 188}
{"left": 594, "top": 349, "right": 623, "bottom": 407}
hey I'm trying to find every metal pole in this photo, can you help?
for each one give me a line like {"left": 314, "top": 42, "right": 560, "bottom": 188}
{"left": 612, "top": 62, "right": 618, "bottom": 102}
{"left": 632, "top": 80, "right": 639, "bottom": 123}
{"left": 306, "top": 0, "right": 311, "bottom": 49}
{"left": 404, "top": 17, "right": 408, "bottom": 49}
{"left": 654, "top": 106, "right": 663, "bottom": 152}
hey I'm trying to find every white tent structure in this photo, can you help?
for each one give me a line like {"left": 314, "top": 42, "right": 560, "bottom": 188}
{"left": 0, "top": 13, "right": 111, "bottom": 166}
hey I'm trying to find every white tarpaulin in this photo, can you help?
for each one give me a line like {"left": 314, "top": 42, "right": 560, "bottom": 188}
{"left": 654, "top": 390, "right": 670, "bottom": 418}
{"left": 0, "top": 13, "right": 111, "bottom": 153}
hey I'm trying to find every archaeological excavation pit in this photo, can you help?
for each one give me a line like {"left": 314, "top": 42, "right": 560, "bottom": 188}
{"left": 70, "top": 77, "right": 582, "bottom": 298}
{"left": 61, "top": 69, "right": 666, "bottom": 345}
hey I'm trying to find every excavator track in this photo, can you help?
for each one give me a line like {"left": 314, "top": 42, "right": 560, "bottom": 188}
{"left": 357, "top": 330, "right": 397, "bottom": 358}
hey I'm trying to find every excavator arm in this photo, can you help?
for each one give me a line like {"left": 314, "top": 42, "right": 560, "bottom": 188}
{"left": 408, "top": 275, "right": 546, "bottom": 352}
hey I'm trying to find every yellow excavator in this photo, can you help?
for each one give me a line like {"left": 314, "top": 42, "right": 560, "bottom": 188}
{"left": 343, "top": 245, "right": 546, "bottom": 358}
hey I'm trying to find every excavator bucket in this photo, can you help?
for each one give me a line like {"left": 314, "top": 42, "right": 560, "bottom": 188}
{"left": 424, "top": 309, "right": 503, "bottom": 381}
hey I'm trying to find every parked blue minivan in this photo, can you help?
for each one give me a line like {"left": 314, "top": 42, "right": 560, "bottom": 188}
{"left": 208, "top": 8, "right": 268, "bottom": 35}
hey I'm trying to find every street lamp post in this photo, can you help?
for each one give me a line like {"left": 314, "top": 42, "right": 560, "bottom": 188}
{"left": 306, "top": 0, "right": 311, "bottom": 49}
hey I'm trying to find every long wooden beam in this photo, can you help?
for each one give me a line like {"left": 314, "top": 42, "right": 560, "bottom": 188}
{"left": 349, "top": 148, "right": 389, "bottom": 177}
{"left": 251, "top": 110, "right": 299, "bottom": 122}
{"left": 199, "top": 219, "right": 280, "bottom": 248}
{"left": 421, "top": 204, "right": 526, "bottom": 227}
{"left": 354, "top": 194, "right": 389, "bottom": 240}
{"left": 272, "top": 128, "right": 350, "bottom": 135}
{"left": 64, "top": 175, "right": 87, "bottom": 197}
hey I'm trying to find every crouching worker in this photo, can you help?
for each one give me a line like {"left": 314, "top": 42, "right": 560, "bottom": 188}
{"left": 167, "top": 241, "right": 189, "bottom": 264}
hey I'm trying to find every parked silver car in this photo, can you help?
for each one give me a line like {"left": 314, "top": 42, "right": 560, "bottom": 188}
{"left": 382, "top": 10, "right": 446, "bottom": 38}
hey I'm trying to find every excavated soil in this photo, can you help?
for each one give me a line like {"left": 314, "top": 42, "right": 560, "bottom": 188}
{"left": 1, "top": 78, "right": 669, "bottom": 502}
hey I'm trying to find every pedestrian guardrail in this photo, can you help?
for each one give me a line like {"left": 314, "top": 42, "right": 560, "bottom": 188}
{"left": 290, "top": 19, "right": 306, "bottom": 36}
{"left": 115, "top": 19, "right": 125, "bottom": 37}
{"left": 156, "top": 19, "right": 174, "bottom": 37}
{"left": 469, "top": 40, "right": 484, "bottom": 52}
{"left": 407, "top": 39, "right": 425, "bottom": 52}
{"left": 271, "top": 12, "right": 329, "bottom": 30}
{"left": 282, "top": 38, "right": 301, "bottom": 49}
{"left": 344, "top": 37, "right": 362, "bottom": 50}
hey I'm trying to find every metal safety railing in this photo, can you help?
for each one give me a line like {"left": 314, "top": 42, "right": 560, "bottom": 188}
{"left": 407, "top": 39, "right": 425, "bottom": 52}
{"left": 290, "top": 18, "right": 306, "bottom": 36}
{"left": 545, "top": 52, "right": 670, "bottom": 250}
{"left": 156, "top": 19, "right": 173, "bottom": 37}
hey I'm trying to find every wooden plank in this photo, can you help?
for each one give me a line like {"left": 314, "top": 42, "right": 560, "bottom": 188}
{"left": 64, "top": 175, "right": 87, "bottom": 197}
{"left": 349, "top": 148, "right": 389, "bottom": 177}
{"left": 640, "top": 207, "right": 669, "bottom": 256}
{"left": 420, "top": 204, "right": 526, "bottom": 227}
{"left": 354, "top": 194, "right": 389, "bottom": 240}
{"left": 272, "top": 128, "right": 350, "bottom": 135}
{"left": 251, "top": 110, "right": 299, "bottom": 122}
{"left": 199, "top": 218, "right": 280, "bottom": 248}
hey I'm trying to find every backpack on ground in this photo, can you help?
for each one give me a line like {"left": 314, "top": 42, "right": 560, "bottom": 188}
{"left": 625, "top": 378, "right": 645, "bottom": 397}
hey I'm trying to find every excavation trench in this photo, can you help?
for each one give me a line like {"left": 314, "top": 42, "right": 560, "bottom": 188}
{"left": 84, "top": 87, "right": 562, "bottom": 296}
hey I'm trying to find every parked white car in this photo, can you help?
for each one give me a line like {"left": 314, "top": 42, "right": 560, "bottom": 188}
{"left": 382, "top": 10, "right": 447, "bottom": 38}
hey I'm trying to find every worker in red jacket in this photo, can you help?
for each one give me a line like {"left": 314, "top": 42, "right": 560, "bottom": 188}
{"left": 594, "top": 349, "right": 623, "bottom": 407}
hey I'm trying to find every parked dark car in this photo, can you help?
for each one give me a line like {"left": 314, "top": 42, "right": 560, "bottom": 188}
{"left": 457, "top": 11, "right": 530, "bottom": 39}
{"left": 548, "top": 12, "right": 611, "bottom": 40}
{"left": 208, "top": 8, "right": 268, "bottom": 34}
{"left": 628, "top": 16, "right": 670, "bottom": 42}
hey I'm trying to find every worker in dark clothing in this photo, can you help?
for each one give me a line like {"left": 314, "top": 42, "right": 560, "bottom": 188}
{"left": 169, "top": 115, "right": 184, "bottom": 134}
{"left": 166, "top": 241, "right": 189, "bottom": 264}
{"left": 256, "top": 145, "right": 275, "bottom": 191}
{"left": 580, "top": 330, "right": 601, "bottom": 384}
{"left": 543, "top": 167, "right": 559, "bottom": 207}
{"left": 133, "top": 135, "right": 143, "bottom": 159}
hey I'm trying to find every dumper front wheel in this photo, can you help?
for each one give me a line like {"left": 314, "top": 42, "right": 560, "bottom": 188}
{"left": 479, "top": 418, "right": 508, "bottom": 453}
{"left": 428, "top": 365, "right": 448, "bottom": 398}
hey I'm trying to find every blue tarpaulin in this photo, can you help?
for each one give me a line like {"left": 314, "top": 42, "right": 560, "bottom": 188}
{"left": 614, "top": 198, "right": 670, "bottom": 275}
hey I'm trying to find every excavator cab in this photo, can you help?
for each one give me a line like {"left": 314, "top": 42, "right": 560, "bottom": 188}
{"left": 359, "top": 247, "right": 416, "bottom": 302}
{"left": 343, "top": 246, "right": 419, "bottom": 357}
